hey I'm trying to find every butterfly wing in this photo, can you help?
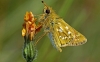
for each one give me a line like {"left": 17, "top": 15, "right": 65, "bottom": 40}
{"left": 48, "top": 18, "right": 87, "bottom": 52}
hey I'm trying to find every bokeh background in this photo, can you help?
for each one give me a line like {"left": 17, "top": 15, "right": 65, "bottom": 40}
{"left": 0, "top": 0, "right": 100, "bottom": 62}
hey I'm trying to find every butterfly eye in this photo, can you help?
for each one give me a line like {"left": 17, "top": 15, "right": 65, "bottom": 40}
{"left": 44, "top": 8, "right": 50, "bottom": 14}
{"left": 46, "top": 9, "right": 50, "bottom": 14}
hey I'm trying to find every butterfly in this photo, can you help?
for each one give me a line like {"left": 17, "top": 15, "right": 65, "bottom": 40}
{"left": 39, "top": 1, "right": 87, "bottom": 52}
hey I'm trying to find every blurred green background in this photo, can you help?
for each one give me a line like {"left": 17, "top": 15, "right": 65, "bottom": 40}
{"left": 0, "top": 0, "right": 100, "bottom": 62}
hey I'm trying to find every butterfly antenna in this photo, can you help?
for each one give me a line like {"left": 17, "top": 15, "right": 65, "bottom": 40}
{"left": 41, "top": 1, "right": 48, "bottom": 7}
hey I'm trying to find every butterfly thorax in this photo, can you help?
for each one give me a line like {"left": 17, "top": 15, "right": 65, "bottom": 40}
{"left": 39, "top": 10, "right": 59, "bottom": 33}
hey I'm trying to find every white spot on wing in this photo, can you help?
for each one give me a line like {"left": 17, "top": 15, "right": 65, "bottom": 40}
{"left": 65, "top": 37, "right": 67, "bottom": 39}
{"left": 62, "top": 37, "right": 65, "bottom": 40}
{"left": 58, "top": 27, "right": 63, "bottom": 32}
{"left": 65, "top": 26, "right": 68, "bottom": 29}
{"left": 59, "top": 36, "right": 62, "bottom": 38}
{"left": 58, "top": 23, "right": 61, "bottom": 25}
{"left": 61, "top": 44, "right": 67, "bottom": 47}
{"left": 57, "top": 28, "right": 63, "bottom": 33}
{"left": 61, "top": 36, "right": 67, "bottom": 40}
{"left": 68, "top": 31, "right": 71, "bottom": 34}
{"left": 60, "top": 27, "right": 63, "bottom": 30}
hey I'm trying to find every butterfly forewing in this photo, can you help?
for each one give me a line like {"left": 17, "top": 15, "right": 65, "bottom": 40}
{"left": 53, "top": 18, "right": 87, "bottom": 47}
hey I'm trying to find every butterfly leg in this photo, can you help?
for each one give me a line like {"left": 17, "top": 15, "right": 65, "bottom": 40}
{"left": 34, "top": 32, "right": 47, "bottom": 46}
